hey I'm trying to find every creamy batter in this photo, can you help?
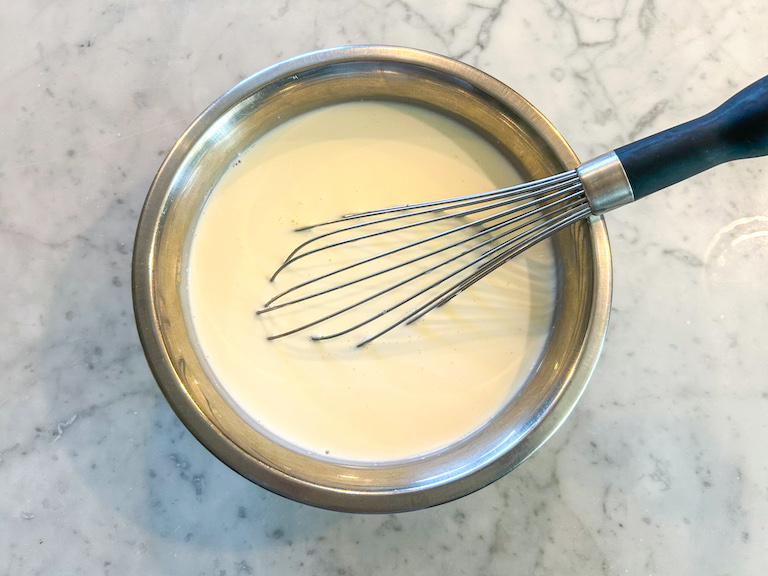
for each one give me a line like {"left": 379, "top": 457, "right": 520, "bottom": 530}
{"left": 187, "top": 101, "right": 557, "bottom": 462}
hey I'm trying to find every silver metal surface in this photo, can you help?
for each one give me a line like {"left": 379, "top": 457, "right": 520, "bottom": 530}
{"left": 577, "top": 151, "right": 635, "bottom": 214}
{"left": 132, "top": 45, "right": 613, "bottom": 513}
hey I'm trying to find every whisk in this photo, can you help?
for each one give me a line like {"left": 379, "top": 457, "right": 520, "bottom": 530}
{"left": 258, "top": 75, "right": 768, "bottom": 346}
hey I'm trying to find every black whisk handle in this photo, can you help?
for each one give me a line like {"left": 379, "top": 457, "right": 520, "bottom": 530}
{"left": 614, "top": 74, "right": 768, "bottom": 200}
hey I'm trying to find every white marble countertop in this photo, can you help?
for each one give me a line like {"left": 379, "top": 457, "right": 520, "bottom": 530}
{"left": 2, "top": 1, "right": 767, "bottom": 574}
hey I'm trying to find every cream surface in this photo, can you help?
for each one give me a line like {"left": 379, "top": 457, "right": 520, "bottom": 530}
{"left": 187, "top": 101, "right": 557, "bottom": 462}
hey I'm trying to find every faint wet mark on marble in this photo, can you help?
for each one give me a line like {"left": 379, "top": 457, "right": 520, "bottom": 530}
{"left": 702, "top": 216, "right": 768, "bottom": 336}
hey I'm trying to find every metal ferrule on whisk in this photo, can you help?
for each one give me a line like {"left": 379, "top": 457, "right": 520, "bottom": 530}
{"left": 577, "top": 151, "right": 635, "bottom": 214}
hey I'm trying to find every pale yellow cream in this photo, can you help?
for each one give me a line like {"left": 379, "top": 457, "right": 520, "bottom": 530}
{"left": 187, "top": 101, "right": 557, "bottom": 462}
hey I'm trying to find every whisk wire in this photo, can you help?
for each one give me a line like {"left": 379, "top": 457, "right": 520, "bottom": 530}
{"left": 262, "top": 172, "right": 591, "bottom": 345}
{"left": 271, "top": 172, "right": 580, "bottom": 280}
{"left": 260, "top": 184, "right": 585, "bottom": 311}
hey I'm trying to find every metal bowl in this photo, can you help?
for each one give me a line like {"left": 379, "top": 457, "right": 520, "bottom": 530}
{"left": 132, "top": 46, "right": 611, "bottom": 513}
